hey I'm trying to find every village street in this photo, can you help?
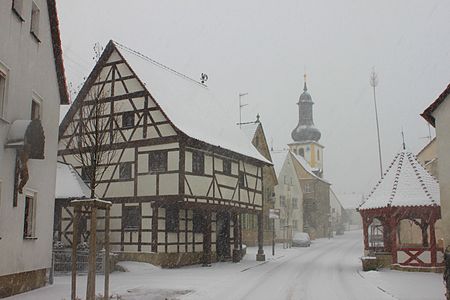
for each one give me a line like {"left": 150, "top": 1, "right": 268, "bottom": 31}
{"left": 7, "top": 230, "right": 444, "bottom": 300}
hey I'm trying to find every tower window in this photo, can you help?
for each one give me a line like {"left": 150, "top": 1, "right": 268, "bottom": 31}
{"left": 317, "top": 150, "right": 320, "bottom": 161}
{"left": 299, "top": 148, "right": 304, "bottom": 157}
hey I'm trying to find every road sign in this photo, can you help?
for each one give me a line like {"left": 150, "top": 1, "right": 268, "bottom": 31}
{"left": 269, "top": 208, "right": 280, "bottom": 219}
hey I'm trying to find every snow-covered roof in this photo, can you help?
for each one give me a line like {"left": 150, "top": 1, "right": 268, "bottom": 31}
{"left": 240, "top": 122, "right": 259, "bottom": 142}
{"left": 290, "top": 151, "right": 330, "bottom": 184}
{"left": 359, "top": 151, "right": 440, "bottom": 210}
{"left": 113, "top": 42, "right": 270, "bottom": 164}
{"left": 270, "top": 150, "right": 289, "bottom": 177}
{"left": 55, "top": 162, "right": 90, "bottom": 199}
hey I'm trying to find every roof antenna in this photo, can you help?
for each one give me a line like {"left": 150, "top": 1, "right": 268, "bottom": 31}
{"left": 401, "top": 128, "right": 406, "bottom": 150}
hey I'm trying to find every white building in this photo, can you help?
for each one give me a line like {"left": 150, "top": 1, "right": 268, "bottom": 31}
{"left": 0, "top": 0, "right": 68, "bottom": 297}
{"left": 271, "top": 150, "right": 304, "bottom": 240}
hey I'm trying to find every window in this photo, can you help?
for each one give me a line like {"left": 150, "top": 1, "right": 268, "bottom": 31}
{"left": 192, "top": 151, "right": 204, "bottom": 175}
{"left": 317, "top": 150, "right": 320, "bottom": 161}
{"left": 239, "top": 172, "right": 246, "bottom": 188}
{"left": 122, "top": 111, "right": 135, "bottom": 128}
{"left": 119, "top": 162, "right": 132, "bottom": 179}
{"left": 280, "top": 195, "right": 286, "bottom": 207}
{"left": 30, "top": 1, "right": 40, "bottom": 41}
{"left": 292, "top": 197, "right": 298, "bottom": 209}
{"left": 293, "top": 220, "right": 298, "bottom": 230}
{"left": 122, "top": 206, "right": 140, "bottom": 231}
{"left": 304, "top": 183, "right": 312, "bottom": 193}
{"left": 149, "top": 151, "right": 167, "bottom": 173}
{"left": 31, "top": 99, "right": 41, "bottom": 120}
{"left": 12, "top": 0, "right": 24, "bottom": 21}
{"left": 193, "top": 210, "right": 205, "bottom": 233}
{"left": 81, "top": 166, "right": 94, "bottom": 183}
{"left": 165, "top": 206, "right": 179, "bottom": 232}
{"left": 299, "top": 148, "right": 305, "bottom": 157}
{"left": 223, "top": 159, "right": 231, "bottom": 175}
{"left": 23, "top": 194, "right": 36, "bottom": 238}
{"left": 0, "top": 68, "right": 7, "bottom": 119}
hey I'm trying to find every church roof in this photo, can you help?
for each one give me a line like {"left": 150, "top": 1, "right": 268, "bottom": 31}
{"left": 359, "top": 151, "right": 440, "bottom": 210}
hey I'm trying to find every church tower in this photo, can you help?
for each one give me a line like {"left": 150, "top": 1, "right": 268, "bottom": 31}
{"left": 289, "top": 74, "right": 324, "bottom": 177}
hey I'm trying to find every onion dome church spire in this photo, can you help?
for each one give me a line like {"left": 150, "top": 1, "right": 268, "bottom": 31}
{"left": 291, "top": 74, "right": 321, "bottom": 142}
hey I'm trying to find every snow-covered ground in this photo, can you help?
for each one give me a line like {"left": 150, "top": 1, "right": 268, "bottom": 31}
{"left": 7, "top": 230, "right": 445, "bottom": 299}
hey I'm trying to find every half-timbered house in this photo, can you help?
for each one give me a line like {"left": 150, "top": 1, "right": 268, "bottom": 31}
{"left": 57, "top": 40, "right": 270, "bottom": 267}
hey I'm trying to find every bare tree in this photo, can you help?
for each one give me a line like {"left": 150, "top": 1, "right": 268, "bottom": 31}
{"left": 65, "top": 44, "right": 120, "bottom": 198}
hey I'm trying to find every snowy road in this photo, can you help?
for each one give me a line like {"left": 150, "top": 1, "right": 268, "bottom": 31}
{"left": 8, "top": 230, "right": 444, "bottom": 300}
{"left": 187, "top": 231, "right": 395, "bottom": 300}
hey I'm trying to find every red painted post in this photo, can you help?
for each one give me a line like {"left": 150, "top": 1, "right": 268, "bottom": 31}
{"left": 390, "top": 217, "right": 398, "bottom": 264}
{"left": 430, "top": 216, "right": 437, "bottom": 266}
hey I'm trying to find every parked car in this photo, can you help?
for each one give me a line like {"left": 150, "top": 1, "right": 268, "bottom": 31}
{"left": 292, "top": 232, "right": 311, "bottom": 247}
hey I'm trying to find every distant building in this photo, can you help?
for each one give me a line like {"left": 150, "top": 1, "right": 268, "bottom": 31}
{"left": 285, "top": 75, "right": 331, "bottom": 238}
{"left": 0, "top": 0, "right": 68, "bottom": 297}
{"left": 271, "top": 150, "right": 305, "bottom": 241}
{"left": 240, "top": 117, "right": 278, "bottom": 246}
{"left": 329, "top": 189, "right": 344, "bottom": 234}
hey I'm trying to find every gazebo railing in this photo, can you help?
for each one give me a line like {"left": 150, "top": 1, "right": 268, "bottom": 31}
{"left": 396, "top": 247, "right": 444, "bottom": 267}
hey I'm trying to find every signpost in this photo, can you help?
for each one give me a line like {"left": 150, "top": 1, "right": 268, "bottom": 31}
{"left": 269, "top": 209, "right": 280, "bottom": 256}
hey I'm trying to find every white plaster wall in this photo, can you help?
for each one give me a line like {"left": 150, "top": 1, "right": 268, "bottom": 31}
{"left": 433, "top": 95, "right": 450, "bottom": 247}
{"left": 274, "top": 154, "right": 304, "bottom": 237}
{"left": 0, "top": 0, "right": 61, "bottom": 276}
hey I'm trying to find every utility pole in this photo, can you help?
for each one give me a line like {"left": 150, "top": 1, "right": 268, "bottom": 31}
{"left": 370, "top": 69, "right": 383, "bottom": 178}
{"left": 239, "top": 93, "right": 248, "bottom": 128}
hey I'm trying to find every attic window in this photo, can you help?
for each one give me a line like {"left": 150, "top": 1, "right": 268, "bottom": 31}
{"left": 12, "top": 0, "right": 24, "bottom": 21}
{"left": 122, "top": 111, "right": 135, "bottom": 128}
{"left": 192, "top": 151, "right": 204, "bottom": 175}
{"left": 223, "top": 159, "right": 231, "bottom": 175}
{"left": 30, "top": 1, "right": 40, "bottom": 42}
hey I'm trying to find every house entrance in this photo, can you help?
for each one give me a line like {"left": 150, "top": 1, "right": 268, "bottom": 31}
{"left": 216, "top": 212, "right": 230, "bottom": 261}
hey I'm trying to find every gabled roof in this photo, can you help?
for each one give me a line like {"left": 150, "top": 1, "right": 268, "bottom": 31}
{"left": 421, "top": 82, "right": 450, "bottom": 127}
{"left": 55, "top": 162, "right": 90, "bottom": 199}
{"left": 75, "top": 41, "right": 269, "bottom": 164}
{"left": 359, "top": 151, "right": 440, "bottom": 210}
{"left": 290, "top": 151, "right": 330, "bottom": 184}
{"left": 46, "top": 0, "right": 69, "bottom": 104}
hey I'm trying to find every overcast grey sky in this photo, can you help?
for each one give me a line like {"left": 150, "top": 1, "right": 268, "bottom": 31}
{"left": 57, "top": 0, "right": 450, "bottom": 196}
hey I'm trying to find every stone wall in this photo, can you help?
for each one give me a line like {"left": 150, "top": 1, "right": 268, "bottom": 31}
{"left": 0, "top": 268, "right": 47, "bottom": 298}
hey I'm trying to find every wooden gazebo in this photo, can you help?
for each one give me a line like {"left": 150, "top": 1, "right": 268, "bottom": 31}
{"left": 359, "top": 151, "right": 443, "bottom": 270}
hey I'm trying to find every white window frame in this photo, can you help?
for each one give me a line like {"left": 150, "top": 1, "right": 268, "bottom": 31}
{"left": 31, "top": 91, "right": 43, "bottom": 120}
{"left": 12, "top": 0, "right": 25, "bottom": 21}
{"left": 304, "top": 183, "right": 312, "bottom": 193}
{"left": 23, "top": 190, "right": 37, "bottom": 239}
{"left": 0, "top": 62, "right": 10, "bottom": 122}
{"left": 30, "top": 1, "right": 41, "bottom": 42}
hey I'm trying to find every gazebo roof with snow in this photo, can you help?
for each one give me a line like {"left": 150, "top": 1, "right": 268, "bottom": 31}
{"left": 359, "top": 151, "right": 440, "bottom": 210}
